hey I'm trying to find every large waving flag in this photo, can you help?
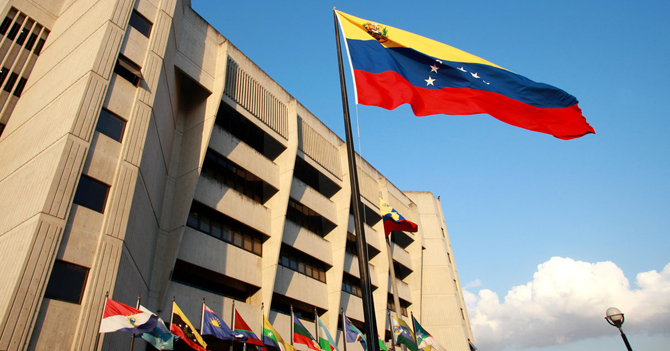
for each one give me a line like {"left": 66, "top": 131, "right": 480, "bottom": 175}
{"left": 99, "top": 298, "right": 157, "bottom": 334}
{"left": 235, "top": 309, "right": 265, "bottom": 346}
{"left": 262, "top": 315, "right": 296, "bottom": 351}
{"left": 203, "top": 304, "right": 246, "bottom": 341}
{"left": 391, "top": 316, "right": 419, "bottom": 351}
{"left": 293, "top": 315, "right": 320, "bottom": 351}
{"left": 380, "top": 198, "right": 418, "bottom": 237}
{"left": 412, "top": 316, "right": 447, "bottom": 351}
{"left": 170, "top": 302, "right": 207, "bottom": 351}
{"left": 316, "top": 315, "right": 338, "bottom": 351}
{"left": 138, "top": 305, "right": 174, "bottom": 350}
{"left": 335, "top": 10, "right": 595, "bottom": 140}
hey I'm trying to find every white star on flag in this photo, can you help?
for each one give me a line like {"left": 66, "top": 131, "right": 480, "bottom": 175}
{"left": 430, "top": 64, "right": 439, "bottom": 73}
{"left": 425, "top": 76, "right": 435, "bottom": 86}
{"left": 471, "top": 72, "right": 480, "bottom": 79}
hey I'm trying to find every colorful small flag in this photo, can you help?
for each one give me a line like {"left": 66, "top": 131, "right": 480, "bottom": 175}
{"left": 262, "top": 315, "right": 296, "bottom": 351}
{"left": 316, "top": 315, "right": 338, "bottom": 351}
{"left": 380, "top": 198, "right": 418, "bottom": 237}
{"left": 170, "top": 302, "right": 207, "bottom": 351}
{"left": 412, "top": 316, "right": 447, "bottom": 351}
{"left": 343, "top": 315, "right": 366, "bottom": 350}
{"left": 391, "top": 316, "right": 419, "bottom": 351}
{"left": 335, "top": 11, "right": 595, "bottom": 140}
{"left": 202, "top": 304, "right": 245, "bottom": 341}
{"left": 99, "top": 298, "right": 157, "bottom": 334}
{"left": 235, "top": 309, "right": 265, "bottom": 346}
{"left": 138, "top": 305, "right": 174, "bottom": 350}
{"left": 293, "top": 315, "right": 320, "bottom": 351}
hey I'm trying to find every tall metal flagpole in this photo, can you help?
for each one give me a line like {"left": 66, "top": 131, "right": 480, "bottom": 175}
{"left": 333, "top": 8, "right": 380, "bottom": 351}
{"left": 386, "top": 236, "right": 406, "bottom": 351}
{"left": 340, "top": 309, "right": 348, "bottom": 351}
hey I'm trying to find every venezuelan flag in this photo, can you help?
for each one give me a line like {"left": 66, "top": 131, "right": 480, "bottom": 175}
{"left": 380, "top": 198, "right": 418, "bottom": 237}
{"left": 335, "top": 11, "right": 595, "bottom": 140}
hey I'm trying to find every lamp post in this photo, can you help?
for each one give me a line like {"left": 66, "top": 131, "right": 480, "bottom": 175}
{"left": 605, "top": 307, "right": 633, "bottom": 351}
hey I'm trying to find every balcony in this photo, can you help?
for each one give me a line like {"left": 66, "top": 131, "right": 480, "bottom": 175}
{"left": 388, "top": 277, "right": 412, "bottom": 303}
{"left": 290, "top": 178, "right": 337, "bottom": 225}
{"left": 392, "top": 244, "right": 413, "bottom": 272}
{"left": 274, "top": 265, "right": 328, "bottom": 310}
{"left": 177, "top": 227, "right": 262, "bottom": 286}
{"left": 209, "top": 125, "right": 280, "bottom": 190}
{"left": 194, "top": 176, "right": 271, "bottom": 236}
{"left": 340, "top": 291, "right": 364, "bottom": 322}
{"left": 343, "top": 251, "right": 378, "bottom": 288}
{"left": 282, "top": 220, "right": 333, "bottom": 267}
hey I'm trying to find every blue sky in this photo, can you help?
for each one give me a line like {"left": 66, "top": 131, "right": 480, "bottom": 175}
{"left": 191, "top": 1, "right": 670, "bottom": 350}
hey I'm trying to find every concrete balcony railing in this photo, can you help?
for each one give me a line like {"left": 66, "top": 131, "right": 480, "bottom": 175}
{"left": 340, "top": 290, "right": 364, "bottom": 322}
{"left": 274, "top": 265, "right": 328, "bottom": 310}
{"left": 343, "top": 251, "right": 378, "bottom": 287}
{"left": 282, "top": 220, "right": 333, "bottom": 267}
{"left": 290, "top": 177, "right": 337, "bottom": 225}
{"left": 392, "top": 244, "right": 413, "bottom": 272}
{"left": 177, "top": 226, "right": 262, "bottom": 287}
{"left": 209, "top": 124, "right": 280, "bottom": 190}
{"left": 194, "top": 175, "right": 271, "bottom": 236}
{"left": 388, "top": 277, "right": 412, "bottom": 303}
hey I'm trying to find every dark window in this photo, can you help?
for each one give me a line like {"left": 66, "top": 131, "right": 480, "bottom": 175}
{"left": 186, "top": 201, "right": 264, "bottom": 256}
{"left": 33, "top": 38, "right": 45, "bottom": 55}
{"left": 24, "top": 32, "right": 37, "bottom": 50}
{"left": 0, "top": 16, "right": 12, "bottom": 35}
{"left": 128, "top": 10, "right": 152, "bottom": 38}
{"left": 7, "top": 22, "right": 20, "bottom": 40}
{"left": 114, "top": 55, "right": 142, "bottom": 86}
{"left": 0, "top": 123, "right": 5, "bottom": 137}
{"left": 0, "top": 67, "right": 9, "bottom": 87}
{"left": 386, "top": 295, "right": 409, "bottom": 317}
{"left": 13, "top": 77, "right": 26, "bottom": 97}
{"left": 44, "top": 260, "right": 89, "bottom": 304}
{"left": 95, "top": 108, "right": 126, "bottom": 142}
{"left": 342, "top": 273, "right": 362, "bottom": 297}
{"left": 202, "top": 149, "right": 273, "bottom": 203}
{"left": 73, "top": 175, "right": 110, "bottom": 213}
{"left": 278, "top": 245, "right": 327, "bottom": 283}
{"left": 16, "top": 27, "right": 28, "bottom": 45}
{"left": 4, "top": 72, "right": 17, "bottom": 92}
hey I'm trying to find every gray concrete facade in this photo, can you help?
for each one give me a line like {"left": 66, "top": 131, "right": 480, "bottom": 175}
{"left": 0, "top": 0, "right": 475, "bottom": 350}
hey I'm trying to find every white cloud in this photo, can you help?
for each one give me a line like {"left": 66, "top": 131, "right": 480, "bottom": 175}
{"left": 464, "top": 257, "right": 670, "bottom": 350}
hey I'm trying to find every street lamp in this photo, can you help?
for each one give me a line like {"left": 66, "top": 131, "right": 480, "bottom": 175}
{"left": 605, "top": 307, "right": 633, "bottom": 351}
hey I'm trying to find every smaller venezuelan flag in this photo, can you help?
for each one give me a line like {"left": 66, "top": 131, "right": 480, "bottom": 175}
{"left": 380, "top": 198, "right": 418, "bottom": 237}
{"left": 335, "top": 10, "right": 595, "bottom": 140}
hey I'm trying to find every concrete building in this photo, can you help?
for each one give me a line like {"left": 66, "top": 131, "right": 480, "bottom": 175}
{"left": 0, "top": 0, "right": 475, "bottom": 350}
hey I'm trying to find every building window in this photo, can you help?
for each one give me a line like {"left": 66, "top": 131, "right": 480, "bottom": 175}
{"left": 0, "top": 123, "right": 5, "bottom": 137}
{"left": 73, "top": 175, "right": 110, "bottom": 213}
{"left": 278, "top": 246, "right": 327, "bottom": 283}
{"left": 187, "top": 202, "right": 263, "bottom": 256}
{"left": 0, "top": 16, "right": 12, "bottom": 35}
{"left": 44, "top": 260, "right": 89, "bottom": 304}
{"left": 454, "top": 279, "right": 458, "bottom": 291}
{"left": 171, "top": 259, "right": 256, "bottom": 302}
{"left": 447, "top": 252, "right": 451, "bottom": 264}
{"left": 286, "top": 199, "right": 324, "bottom": 237}
{"left": 0, "top": 67, "right": 8, "bottom": 87}
{"left": 4, "top": 72, "right": 17, "bottom": 92}
{"left": 33, "top": 38, "right": 45, "bottom": 55}
{"left": 114, "top": 55, "right": 142, "bottom": 86}
{"left": 95, "top": 108, "right": 126, "bottom": 142}
{"left": 342, "top": 273, "right": 362, "bottom": 297}
{"left": 7, "top": 21, "right": 20, "bottom": 40}
{"left": 387, "top": 295, "right": 409, "bottom": 317}
{"left": 129, "top": 10, "right": 152, "bottom": 38}
{"left": 202, "top": 149, "right": 267, "bottom": 203}
{"left": 461, "top": 308, "right": 466, "bottom": 320}
{"left": 13, "top": 77, "right": 26, "bottom": 97}
{"left": 24, "top": 32, "right": 37, "bottom": 50}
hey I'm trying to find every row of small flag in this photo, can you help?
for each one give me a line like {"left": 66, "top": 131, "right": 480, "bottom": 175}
{"left": 99, "top": 297, "right": 433, "bottom": 351}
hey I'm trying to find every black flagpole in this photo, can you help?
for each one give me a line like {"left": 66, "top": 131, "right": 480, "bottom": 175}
{"left": 333, "top": 8, "right": 380, "bottom": 351}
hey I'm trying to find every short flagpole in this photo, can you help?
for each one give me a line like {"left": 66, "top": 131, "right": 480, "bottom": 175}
{"left": 388, "top": 311, "right": 396, "bottom": 351}
{"left": 290, "top": 305, "right": 294, "bottom": 346}
{"left": 261, "top": 303, "right": 265, "bottom": 346}
{"left": 201, "top": 298, "right": 205, "bottom": 335}
{"left": 314, "top": 306, "right": 319, "bottom": 348}
{"left": 333, "top": 8, "right": 380, "bottom": 351}
{"left": 128, "top": 294, "right": 141, "bottom": 351}
{"left": 386, "top": 235, "right": 406, "bottom": 351}
{"left": 93, "top": 291, "right": 109, "bottom": 351}
{"left": 410, "top": 312, "right": 417, "bottom": 346}
{"left": 340, "top": 309, "right": 347, "bottom": 351}
{"left": 231, "top": 300, "right": 235, "bottom": 351}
